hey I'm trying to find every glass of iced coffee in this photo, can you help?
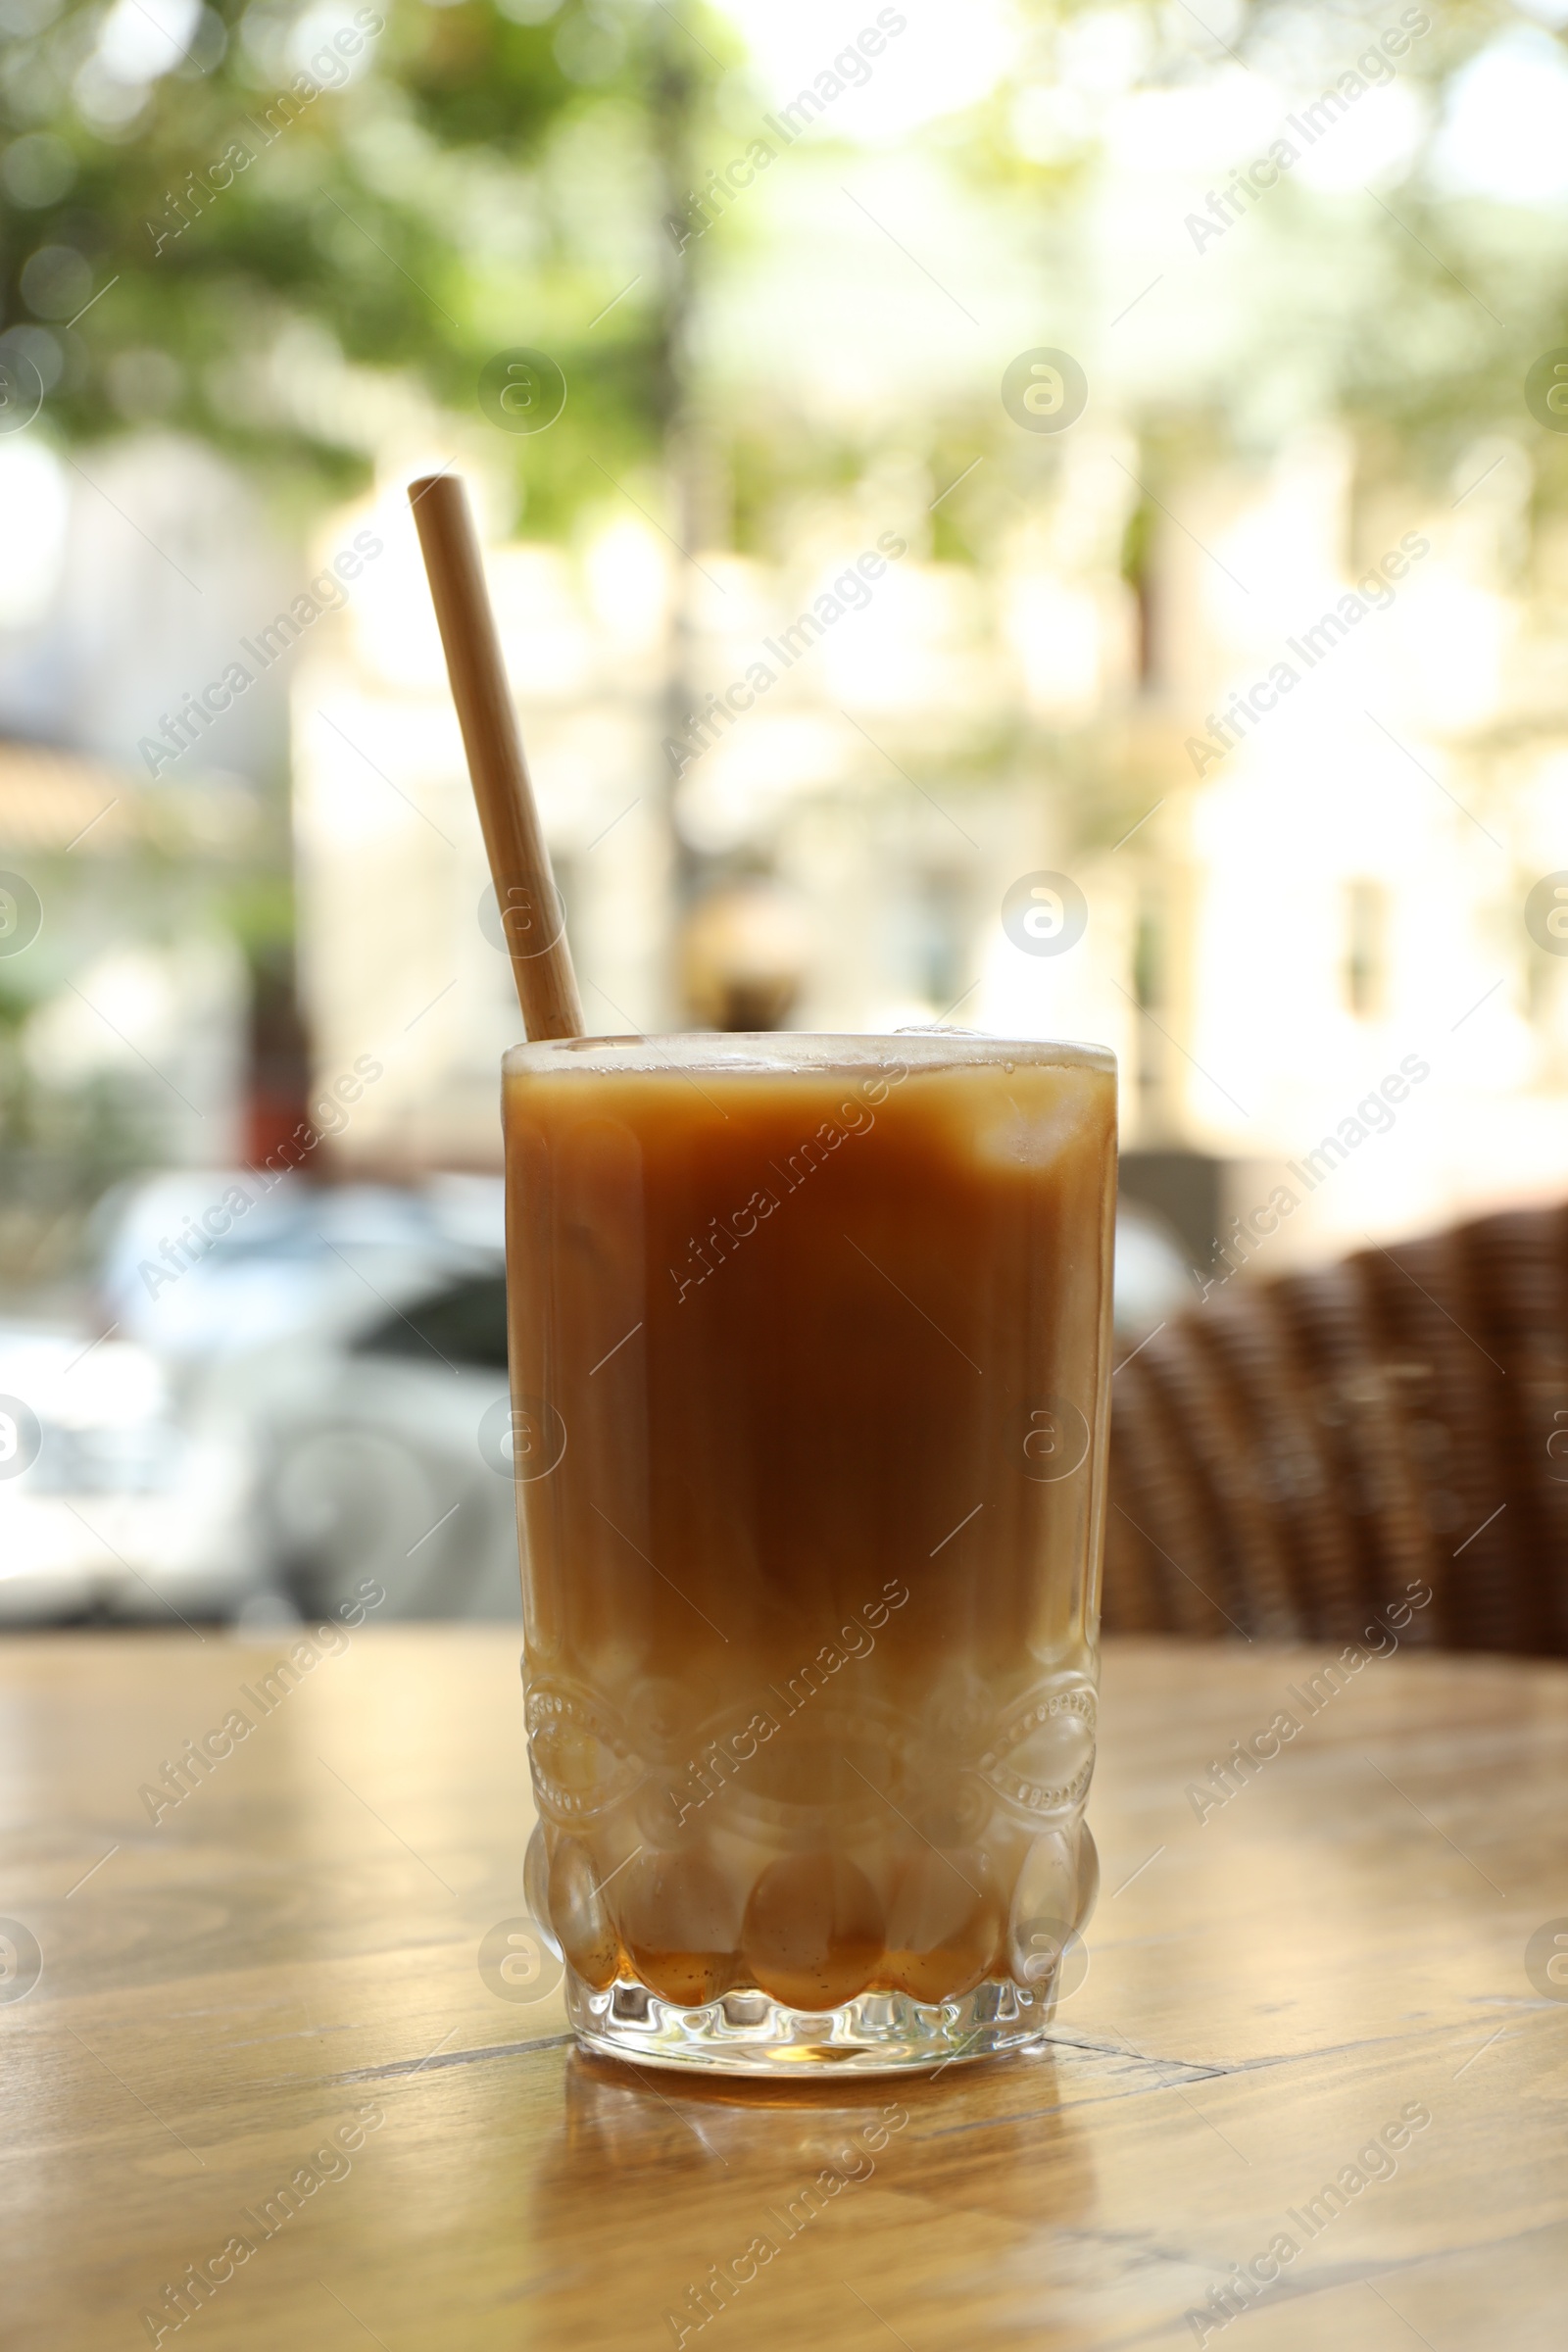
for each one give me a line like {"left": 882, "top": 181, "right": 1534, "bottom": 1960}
{"left": 506, "top": 1032, "right": 1115, "bottom": 2073}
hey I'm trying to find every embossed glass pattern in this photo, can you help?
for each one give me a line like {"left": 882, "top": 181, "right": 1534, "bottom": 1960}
{"left": 504, "top": 1033, "right": 1115, "bottom": 2073}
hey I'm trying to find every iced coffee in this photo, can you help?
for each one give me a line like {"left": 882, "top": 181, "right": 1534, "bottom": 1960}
{"left": 505, "top": 1032, "right": 1115, "bottom": 2072}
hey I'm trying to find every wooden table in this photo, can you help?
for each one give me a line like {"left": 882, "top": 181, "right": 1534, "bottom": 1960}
{"left": 5, "top": 1631, "right": 1565, "bottom": 2350}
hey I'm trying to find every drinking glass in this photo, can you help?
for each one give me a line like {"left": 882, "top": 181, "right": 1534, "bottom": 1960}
{"left": 506, "top": 1032, "right": 1115, "bottom": 2073}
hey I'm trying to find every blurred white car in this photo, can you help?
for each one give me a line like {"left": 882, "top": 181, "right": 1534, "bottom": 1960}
{"left": 0, "top": 1325, "right": 256, "bottom": 1623}
{"left": 0, "top": 1170, "right": 1192, "bottom": 1626}
{"left": 91, "top": 1169, "right": 520, "bottom": 1620}
{"left": 212, "top": 1186, "right": 1182, "bottom": 1621}
{"left": 93, "top": 1168, "right": 507, "bottom": 1368}
{"left": 221, "top": 1262, "right": 520, "bottom": 1621}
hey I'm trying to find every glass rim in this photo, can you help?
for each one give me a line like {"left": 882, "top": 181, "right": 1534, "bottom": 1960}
{"left": 503, "top": 1029, "right": 1116, "bottom": 1078}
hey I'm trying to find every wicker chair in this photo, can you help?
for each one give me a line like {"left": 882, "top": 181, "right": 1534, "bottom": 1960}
{"left": 1103, "top": 1201, "right": 1568, "bottom": 1655}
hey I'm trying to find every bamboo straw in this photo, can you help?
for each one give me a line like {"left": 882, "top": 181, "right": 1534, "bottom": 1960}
{"left": 408, "top": 472, "right": 585, "bottom": 1041}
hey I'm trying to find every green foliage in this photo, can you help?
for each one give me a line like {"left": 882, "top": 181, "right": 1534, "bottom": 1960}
{"left": 0, "top": 0, "right": 735, "bottom": 519}
{"left": 974, "top": 0, "right": 1568, "bottom": 492}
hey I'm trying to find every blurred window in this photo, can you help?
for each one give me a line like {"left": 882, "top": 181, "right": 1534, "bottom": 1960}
{"left": 1120, "top": 500, "right": 1157, "bottom": 691}
{"left": 355, "top": 1276, "right": 510, "bottom": 1371}
{"left": 1528, "top": 942, "right": 1559, "bottom": 1027}
{"left": 1344, "top": 881, "right": 1388, "bottom": 1020}
{"left": 919, "top": 867, "right": 969, "bottom": 1010}
{"left": 1133, "top": 905, "right": 1164, "bottom": 1125}
{"left": 1133, "top": 907, "right": 1160, "bottom": 1010}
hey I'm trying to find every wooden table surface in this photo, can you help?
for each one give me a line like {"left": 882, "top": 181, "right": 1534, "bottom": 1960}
{"left": 5, "top": 1629, "right": 1566, "bottom": 2351}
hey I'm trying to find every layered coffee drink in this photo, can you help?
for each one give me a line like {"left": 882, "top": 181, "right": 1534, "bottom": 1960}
{"left": 505, "top": 1033, "right": 1115, "bottom": 2071}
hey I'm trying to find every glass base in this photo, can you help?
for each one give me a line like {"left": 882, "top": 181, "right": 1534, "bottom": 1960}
{"left": 565, "top": 1971, "right": 1053, "bottom": 2076}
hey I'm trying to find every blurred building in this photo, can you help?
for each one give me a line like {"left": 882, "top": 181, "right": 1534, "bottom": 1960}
{"left": 1128, "top": 429, "right": 1568, "bottom": 1277}
{"left": 289, "top": 447, "right": 1147, "bottom": 1173}
{"left": 0, "top": 431, "right": 306, "bottom": 1292}
{"left": 0, "top": 740, "right": 254, "bottom": 1288}
{"left": 0, "top": 431, "right": 290, "bottom": 781}
{"left": 292, "top": 425, "right": 1568, "bottom": 1279}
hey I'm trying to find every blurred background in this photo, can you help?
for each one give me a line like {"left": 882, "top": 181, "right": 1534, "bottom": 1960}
{"left": 4, "top": 0, "right": 1568, "bottom": 1626}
